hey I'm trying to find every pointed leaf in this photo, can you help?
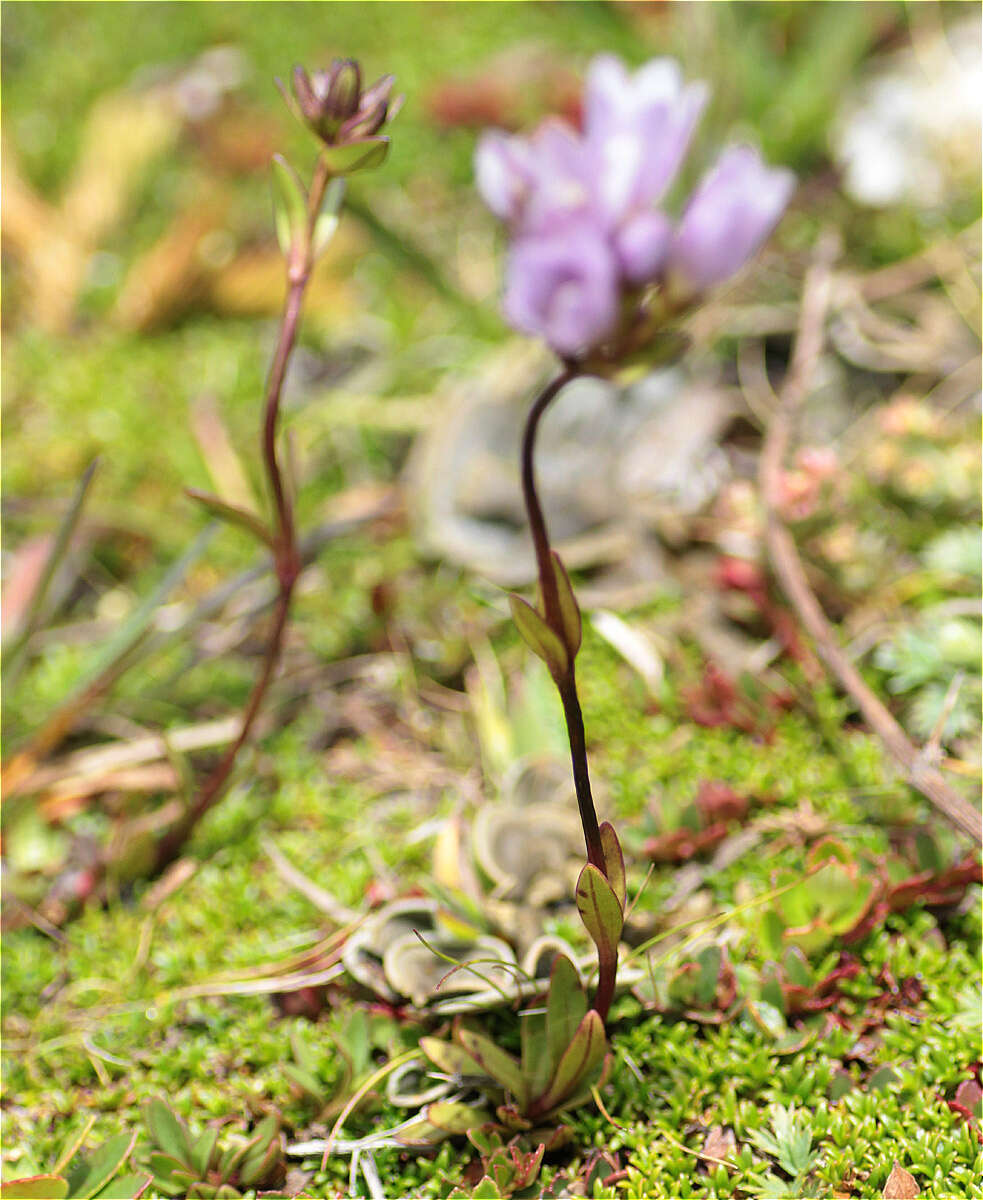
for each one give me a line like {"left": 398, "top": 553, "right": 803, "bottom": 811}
{"left": 549, "top": 551, "right": 581, "bottom": 658}
{"left": 1, "top": 1177, "right": 70, "bottom": 1199}
{"left": 423, "top": 1101, "right": 488, "bottom": 1135}
{"left": 420, "top": 1037, "right": 484, "bottom": 1080}
{"left": 575, "top": 864, "right": 623, "bottom": 958}
{"left": 282, "top": 1063, "right": 324, "bottom": 1099}
{"left": 52, "top": 1116, "right": 98, "bottom": 1175}
{"left": 599, "top": 823, "right": 626, "bottom": 910}
{"left": 185, "top": 489, "right": 273, "bottom": 549}
{"left": 535, "top": 1010, "right": 607, "bottom": 1113}
{"left": 546, "top": 955, "right": 587, "bottom": 1072}
{"left": 144, "top": 1101, "right": 192, "bottom": 1166}
{"left": 271, "top": 154, "right": 309, "bottom": 259}
{"left": 319, "top": 137, "right": 389, "bottom": 175}
{"left": 312, "top": 177, "right": 346, "bottom": 257}
{"left": 191, "top": 1128, "right": 220, "bottom": 1177}
{"left": 455, "top": 1027, "right": 528, "bottom": 1105}
{"left": 520, "top": 1008, "right": 553, "bottom": 1100}
{"left": 94, "top": 1174, "right": 152, "bottom": 1199}
{"left": 470, "top": 1179, "right": 501, "bottom": 1200}
{"left": 77, "top": 1133, "right": 137, "bottom": 1199}
{"left": 509, "top": 593, "right": 568, "bottom": 677}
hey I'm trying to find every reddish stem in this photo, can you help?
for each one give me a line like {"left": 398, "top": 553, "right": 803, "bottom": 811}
{"left": 154, "top": 162, "right": 331, "bottom": 872}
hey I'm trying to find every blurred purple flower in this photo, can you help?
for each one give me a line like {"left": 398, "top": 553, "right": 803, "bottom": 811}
{"left": 668, "top": 145, "right": 796, "bottom": 293}
{"left": 476, "top": 54, "right": 793, "bottom": 359}
{"left": 584, "top": 55, "right": 707, "bottom": 223}
{"left": 503, "top": 224, "right": 620, "bottom": 357}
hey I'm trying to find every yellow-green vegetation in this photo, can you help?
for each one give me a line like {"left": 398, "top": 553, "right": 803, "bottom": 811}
{"left": 3, "top": 3, "right": 981, "bottom": 1199}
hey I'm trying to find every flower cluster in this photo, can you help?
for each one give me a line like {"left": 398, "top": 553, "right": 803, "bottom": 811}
{"left": 283, "top": 59, "right": 401, "bottom": 173}
{"left": 476, "top": 55, "right": 795, "bottom": 359}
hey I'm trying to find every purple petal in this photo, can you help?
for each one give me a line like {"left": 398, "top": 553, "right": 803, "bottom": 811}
{"left": 669, "top": 145, "right": 795, "bottom": 292}
{"left": 613, "top": 210, "right": 673, "bottom": 285}
{"left": 503, "top": 225, "right": 620, "bottom": 357}
{"left": 474, "top": 130, "right": 536, "bottom": 222}
{"left": 585, "top": 54, "right": 708, "bottom": 217}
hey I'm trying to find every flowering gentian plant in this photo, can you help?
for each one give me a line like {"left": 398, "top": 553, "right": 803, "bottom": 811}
{"left": 477, "top": 54, "right": 794, "bottom": 363}
{"left": 476, "top": 55, "right": 794, "bottom": 1023}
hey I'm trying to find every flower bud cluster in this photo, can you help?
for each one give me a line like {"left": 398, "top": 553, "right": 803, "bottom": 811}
{"left": 284, "top": 59, "right": 401, "bottom": 173}
{"left": 476, "top": 55, "right": 795, "bottom": 360}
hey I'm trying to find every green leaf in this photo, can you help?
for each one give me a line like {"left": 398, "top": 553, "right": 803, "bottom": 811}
{"left": 782, "top": 946, "right": 813, "bottom": 988}
{"left": 575, "top": 864, "right": 623, "bottom": 958}
{"left": 423, "top": 1101, "right": 488, "bottom": 1135}
{"left": 694, "top": 945, "right": 722, "bottom": 1006}
{"left": 508, "top": 593, "right": 568, "bottom": 678}
{"left": 94, "top": 1173, "right": 152, "bottom": 1199}
{"left": 455, "top": 1028, "right": 528, "bottom": 1105}
{"left": 282, "top": 1063, "right": 324, "bottom": 1099}
{"left": 52, "top": 1116, "right": 98, "bottom": 1175}
{"left": 1, "top": 1177, "right": 70, "bottom": 1199}
{"left": 77, "top": 1133, "right": 137, "bottom": 1200}
{"left": 144, "top": 1101, "right": 192, "bottom": 1166}
{"left": 599, "top": 822, "right": 626, "bottom": 910}
{"left": 545, "top": 955, "right": 587, "bottom": 1075}
{"left": 520, "top": 1008, "right": 552, "bottom": 1100}
{"left": 535, "top": 1009, "right": 607, "bottom": 1113}
{"left": 185, "top": 490, "right": 272, "bottom": 549}
{"left": 191, "top": 1129, "right": 220, "bottom": 1177}
{"left": 319, "top": 136, "right": 390, "bottom": 175}
{"left": 312, "top": 177, "right": 346, "bottom": 257}
{"left": 420, "top": 1037, "right": 484, "bottom": 1080}
{"left": 271, "top": 153, "right": 309, "bottom": 260}
{"left": 549, "top": 551, "right": 581, "bottom": 658}
{"left": 470, "top": 1179, "right": 501, "bottom": 1200}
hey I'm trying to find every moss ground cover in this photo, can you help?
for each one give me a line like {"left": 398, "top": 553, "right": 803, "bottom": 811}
{"left": 3, "top": 3, "right": 980, "bottom": 1197}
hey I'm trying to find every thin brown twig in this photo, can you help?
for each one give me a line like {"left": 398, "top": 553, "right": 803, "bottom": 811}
{"left": 759, "top": 235, "right": 981, "bottom": 847}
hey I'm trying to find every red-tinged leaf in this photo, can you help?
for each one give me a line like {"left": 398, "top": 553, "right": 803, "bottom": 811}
{"left": 508, "top": 593, "right": 568, "bottom": 678}
{"left": 534, "top": 1009, "right": 606, "bottom": 1113}
{"left": 95, "top": 1174, "right": 152, "bottom": 1199}
{"left": 575, "top": 863, "right": 623, "bottom": 958}
{"left": 77, "top": 1132, "right": 138, "bottom": 1199}
{"left": 882, "top": 1162, "right": 920, "bottom": 1198}
{"left": 185, "top": 489, "right": 273, "bottom": 549}
{"left": 0, "top": 1177, "right": 70, "bottom": 1199}
{"left": 546, "top": 955, "right": 587, "bottom": 1073}
{"left": 548, "top": 550, "right": 581, "bottom": 659}
{"left": 599, "top": 822, "right": 626, "bottom": 909}
{"left": 455, "top": 1027, "right": 527, "bottom": 1105}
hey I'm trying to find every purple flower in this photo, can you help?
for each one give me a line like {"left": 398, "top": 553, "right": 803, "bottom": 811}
{"left": 668, "top": 145, "right": 795, "bottom": 293}
{"left": 503, "top": 224, "right": 620, "bottom": 358}
{"left": 476, "top": 55, "right": 793, "bottom": 361}
{"left": 584, "top": 55, "right": 707, "bottom": 223}
{"left": 476, "top": 120, "right": 592, "bottom": 233}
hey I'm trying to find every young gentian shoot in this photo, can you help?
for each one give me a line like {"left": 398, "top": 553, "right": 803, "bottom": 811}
{"left": 477, "top": 54, "right": 794, "bottom": 1022}
{"left": 158, "top": 60, "right": 398, "bottom": 870}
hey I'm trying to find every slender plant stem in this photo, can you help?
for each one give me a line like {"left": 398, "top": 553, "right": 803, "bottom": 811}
{"left": 520, "top": 368, "right": 606, "bottom": 874}
{"left": 520, "top": 368, "right": 618, "bottom": 1021}
{"left": 155, "top": 162, "right": 333, "bottom": 873}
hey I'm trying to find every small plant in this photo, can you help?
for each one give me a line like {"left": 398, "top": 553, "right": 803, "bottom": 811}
{"left": 476, "top": 53, "right": 793, "bottom": 1025}
{"left": 745, "top": 1103, "right": 822, "bottom": 1197}
{"left": 142, "top": 1099, "right": 287, "bottom": 1198}
{"left": 154, "top": 58, "right": 400, "bottom": 871}
{"left": 421, "top": 954, "right": 610, "bottom": 1129}
{"left": 0, "top": 1121, "right": 149, "bottom": 1200}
